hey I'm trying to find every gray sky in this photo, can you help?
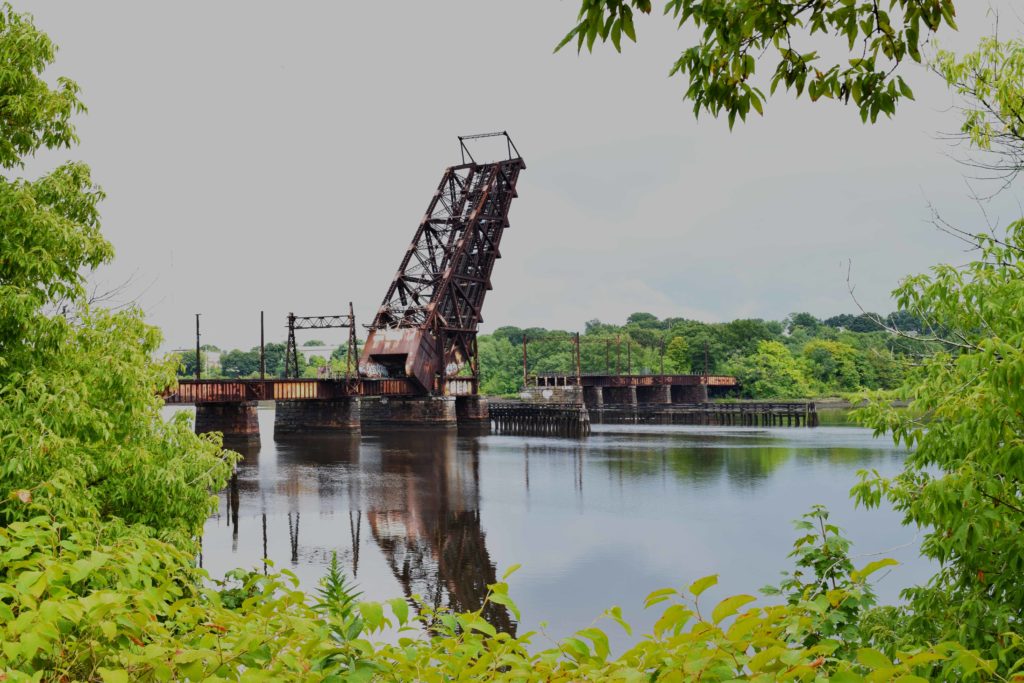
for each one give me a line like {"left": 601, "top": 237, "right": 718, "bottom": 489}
{"left": 22, "top": 2, "right": 1023, "bottom": 350}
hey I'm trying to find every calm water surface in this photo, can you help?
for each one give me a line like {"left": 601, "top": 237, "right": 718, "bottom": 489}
{"left": 179, "top": 407, "right": 928, "bottom": 643}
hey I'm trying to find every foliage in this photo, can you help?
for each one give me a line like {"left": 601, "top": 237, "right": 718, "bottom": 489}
{"left": 934, "top": 34, "right": 1024, "bottom": 176}
{"left": 2, "top": 513, "right": 1006, "bottom": 682}
{"left": 853, "top": 219, "right": 1024, "bottom": 666}
{"left": 725, "top": 340, "right": 815, "bottom": 398}
{"left": 479, "top": 310, "right": 917, "bottom": 397}
{"left": 0, "top": 3, "right": 232, "bottom": 548}
{"left": 803, "top": 340, "right": 862, "bottom": 391}
{"left": 762, "top": 505, "right": 886, "bottom": 660}
{"left": 557, "top": 0, "right": 957, "bottom": 125}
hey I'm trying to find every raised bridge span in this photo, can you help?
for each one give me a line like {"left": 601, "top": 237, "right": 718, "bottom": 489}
{"left": 165, "top": 134, "right": 739, "bottom": 439}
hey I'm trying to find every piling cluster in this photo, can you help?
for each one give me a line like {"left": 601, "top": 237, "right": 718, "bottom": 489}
{"left": 489, "top": 402, "right": 591, "bottom": 436}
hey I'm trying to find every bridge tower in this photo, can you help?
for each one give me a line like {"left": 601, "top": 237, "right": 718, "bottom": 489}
{"left": 359, "top": 132, "right": 525, "bottom": 396}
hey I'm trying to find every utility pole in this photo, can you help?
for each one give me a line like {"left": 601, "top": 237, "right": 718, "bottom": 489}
{"left": 575, "top": 332, "right": 582, "bottom": 383}
{"left": 195, "top": 313, "right": 201, "bottom": 380}
{"left": 259, "top": 311, "right": 266, "bottom": 380}
{"left": 522, "top": 334, "right": 528, "bottom": 388}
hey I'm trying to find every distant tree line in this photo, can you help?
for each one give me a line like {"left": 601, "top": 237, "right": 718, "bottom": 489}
{"left": 478, "top": 311, "right": 934, "bottom": 399}
{"left": 175, "top": 341, "right": 361, "bottom": 379}
{"left": 178, "top": 311, "right": 930, "bottom": 398}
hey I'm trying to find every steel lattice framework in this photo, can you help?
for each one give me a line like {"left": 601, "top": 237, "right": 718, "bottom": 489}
{"left": 283, "top": 304, "right": 358, "bottom": 383}
{"left": 360, "top": 132, "right": 525, "bottom": 394}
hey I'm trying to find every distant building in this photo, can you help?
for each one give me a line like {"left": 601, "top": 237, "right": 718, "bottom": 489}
{"left": 301, "top": 345, "right": 341, "bottom": 362}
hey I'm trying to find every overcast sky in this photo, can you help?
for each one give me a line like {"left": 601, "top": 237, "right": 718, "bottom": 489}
{"left": 22, "top": 2, "right": 1023, "bottom": 350}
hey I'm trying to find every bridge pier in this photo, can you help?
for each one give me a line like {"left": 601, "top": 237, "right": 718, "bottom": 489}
{"left": 455, "top": 396, "right": 489, "bottom": 424}
{"left": 636, "top": 386, "right": 671, "bottom": 405}
{"left": 671, "top": 385, "right": 708, "bottom": 403}
{"left": 195, "top": 401, "right": 260, "bottom": 442}
{"left": 603, "top": 386, "right": 637, "bottom": 406}
{"left": 274, "top": 398, "right": 360, "bottom": 436}
{"left": 360, "top": 396, "right": 457, "bottom": 428}
{"left": 583, "top": 386, "right": 604, "bottom": 409}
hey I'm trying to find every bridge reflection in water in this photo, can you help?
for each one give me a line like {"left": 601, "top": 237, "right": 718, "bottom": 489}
{"left": 213, "top": 422, "right": 513, "bottom": 633}
{"left": 197, "top": 405, "right": 927, "bottom": 644}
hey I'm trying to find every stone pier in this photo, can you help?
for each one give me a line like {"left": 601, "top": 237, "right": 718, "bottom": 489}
{"left": 455, "top": 396, "right": 489, "bottom": 424}
{"left": 195, "top": 401, "right": 260, "bottom": 442}
{"left": 603, "top": 386, "right": 637, "bottom": 406}
{"left": 274, "top": 398, "right": 360, "bottom": 436}
{"left": 583, "top": 386, "right": 604, "bottom": 409}
{"left": 360, "top": 396, "right": 457, "bottom": 428}
{"left": 636, "top": 385, "right": 671, "bottom": 405}
{"left": 671, "top": 384, "right": 708, "bottom": 403}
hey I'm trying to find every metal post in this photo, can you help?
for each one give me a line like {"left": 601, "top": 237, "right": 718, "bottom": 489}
{"left": 195, "top": 313, "right": 201, "bottom": 380}
{"left": 259, "top": 311, "right": 265, "bottom": 380}
{"left": 522, "top": 334, "right": 528, "bottom": 388}
{"left": 347, "top": 302, "right": 356, "bottom": 384}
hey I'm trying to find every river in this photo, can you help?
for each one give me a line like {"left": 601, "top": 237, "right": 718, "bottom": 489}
{"left": 184, "top": 406, "right": 929, "bottom": 645}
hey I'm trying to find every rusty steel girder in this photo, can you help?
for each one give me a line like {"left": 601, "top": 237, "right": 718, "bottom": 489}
{"left": 360, "top": 133, "right": 525, "bottom": 394}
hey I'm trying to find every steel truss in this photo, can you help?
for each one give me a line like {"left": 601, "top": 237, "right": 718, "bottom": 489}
{"left": 363, "top": 132, "right": 525, "bottom": 393}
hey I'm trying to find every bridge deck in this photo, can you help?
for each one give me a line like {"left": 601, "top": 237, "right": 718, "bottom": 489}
{"left": 164, "top": 377, "right": 478, "bottom": 404}
{"left": 533, "top": 373, "right": 738, "bottom": 388}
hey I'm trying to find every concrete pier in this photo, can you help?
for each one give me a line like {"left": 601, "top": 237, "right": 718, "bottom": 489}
{"left": 195, "top": 401, "right": 260, "bottom": 442}
{"left": 360, "top": 396, "right": 457, "bottom": 428}
{"left": 274, "top": 398, "right": 360, "bottom": 436}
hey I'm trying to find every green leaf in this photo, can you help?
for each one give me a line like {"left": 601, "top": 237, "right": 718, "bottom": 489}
{"left": 852, "top": 557, "right": 898, "bottom": 581}
{"left": 711, "top": 594, "right": 756, "bottom": 624}
{"left": 856, "top": 647, "right": 893, "bottom": 670}
{"left": 388, "top": 597, "right": 409, "bottom": 626}
{"left": 98, "top": 669, "right": 130, "bottom": 683}
{"left": 689, "top": 575, "right": 718, "bottom": 597}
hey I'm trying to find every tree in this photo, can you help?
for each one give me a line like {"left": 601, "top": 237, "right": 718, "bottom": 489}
{"left": 0, "top": 4, "right": 231, "bottom": 545}
{"left": 478, "top": 335, "right": 522, "bottom": 395}
{"left": 262, "top": 341, "right": 287, "bottom": 377}
{"left": 558, "top": 0, "right": 958, "bottom": 125}
{"left": 625, "top": 311, "right": 660, "bottom": 327}
{"left": 935, "top": 34, "right": 1024, "bottom": 184}
{"left": 664, "top": 335, "right": 690, "bottom": 373}
{"left": 726, "top": 340, "right": 814, "bottom": 398}
{"left": 302, "top": 339, "right": 325, "bottom": 347}
{"left": 852, "top": 36, "right": 1024, "bottom": 668}
{"left": 802, "top": 339, "right": 861, "bottom": 391}
{"left": 786, "top": 312, "right": 820, "bottom": 334}
{"left": 175, "top": 349, "right": 202, "bottom": 377}
{"left": 220, "top": 348, "right": 260, "bottom": 377}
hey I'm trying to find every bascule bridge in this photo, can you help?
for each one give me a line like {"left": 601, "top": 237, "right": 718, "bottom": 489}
{"left": 165, "top": 133, "right": 740, "bottom": 440}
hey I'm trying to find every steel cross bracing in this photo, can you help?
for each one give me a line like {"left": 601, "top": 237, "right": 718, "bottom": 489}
{"left": 284, "top": 304, "right": 359, "bottom": 383}
{"left": 361, "top": 132, "right": 525, "bottom": 394}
